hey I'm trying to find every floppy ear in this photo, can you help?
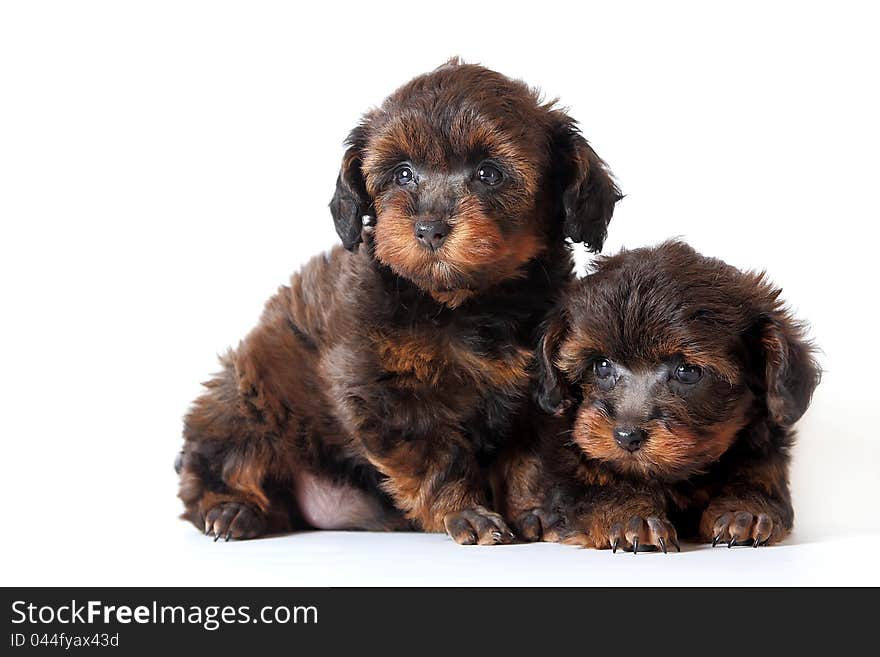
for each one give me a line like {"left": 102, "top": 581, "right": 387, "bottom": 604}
{"left": 534, "top": 313, "right": 573, "bottom": 416}
{"left": 757, "top": 312, "right": 821, "bottom": 427}
{"left": 549, "top": 112, "right": 622, "bottom": 252}
{"left": 329, "top": 125, "right": 373, "bottom": 251}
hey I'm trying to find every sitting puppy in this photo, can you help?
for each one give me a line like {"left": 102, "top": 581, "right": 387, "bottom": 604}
{"left": 529, "top": 240, "right": 819, "bottom": 551}
{"left": 176, "top": 59, "right": 621, "bottom": 543}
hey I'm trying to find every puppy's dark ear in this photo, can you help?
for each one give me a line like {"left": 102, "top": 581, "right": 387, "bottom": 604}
{"left": 534, "top": 313, "right": 572, "bottom": 416}
{"left": 756, "top": 311, "right": 821, "bottom": 427}
{"left": 329, "top": 125, "right": 373, "bottom": 251}
{"left": 549, "top": 112, "right": 622, "bottom": 252}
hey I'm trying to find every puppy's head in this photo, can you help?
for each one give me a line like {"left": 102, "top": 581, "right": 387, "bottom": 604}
{"left": 536, "top": 240, "right": 820, "bottom": 481}
{"left": 329, "top": 59, "right": 621, "bottom": 307}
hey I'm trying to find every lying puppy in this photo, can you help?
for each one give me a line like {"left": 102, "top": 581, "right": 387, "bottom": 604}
{"left": 528, "top": 240, "right": 819, "bottom": 551}
{"left": 176, "top": 59, "right": 621, "bottom": 543}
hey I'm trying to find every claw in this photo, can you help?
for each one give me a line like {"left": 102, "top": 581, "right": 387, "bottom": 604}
{"left": 672, "top": 537, "right": 681, "bottom": 552}
{"left": 727, "top": 537, "right": 735, "bottom": 548}
{"left": 225, "top": 532, "right": 231, "bottom": 542}
{"left": 753, "top": 538, "right": 760, "bottom": 548}
{"left": 658, "top": 537, "right": 667, "bottom": 554}
{"left": 632, "top": 538, "right": 639, "bottom": 555}
{"left": 712, "top": 534, "right": 721, "bottom": 547}
{"left": 213, "top": 532, "right": 221, "bottom": 542}
{"left": 611, "top": 538, "right": 619, "bottom": 554}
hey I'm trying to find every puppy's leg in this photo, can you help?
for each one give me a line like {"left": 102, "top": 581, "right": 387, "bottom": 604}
{"left": 698, "top": 453, "right": 793, "bottom": 547}
{"left": 177, "top": 356, "right": 297, "bottom": 540}
{"left": 557, "top": 484, "right": 680, "bottom": 554}
{"left": 359, "top": 433, "right": 514, "bottom": 545}
{"left": 491, "top": 445, "right": 561, "bottom": 542}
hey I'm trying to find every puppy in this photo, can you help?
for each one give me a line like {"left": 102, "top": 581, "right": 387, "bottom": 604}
{"left": 176, "top": 59, "right": 621, "bottom": 543}
{"left": 528, "top": 240, "right": 819, "bottom": 551}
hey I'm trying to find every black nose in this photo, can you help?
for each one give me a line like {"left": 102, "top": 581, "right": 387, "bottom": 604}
{"left": 613, "top": 427, "right": 647, "bottom": 452}
{"left": 414, "top": 220, "right": 450, "bottom": 251}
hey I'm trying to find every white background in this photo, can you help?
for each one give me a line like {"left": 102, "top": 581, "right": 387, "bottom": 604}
{"left": 2, "top": 1, "right": 878, "bottom": 586}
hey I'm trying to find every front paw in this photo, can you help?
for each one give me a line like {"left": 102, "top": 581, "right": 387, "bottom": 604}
{"left": 203, "top": 502, "right": 266, "bottom": 541}
{"left": 563, "top": 515, "right": 680, "bottom": 554}
{"left": 702, "top": 508, "right": 784, "bottom": 547}
{"left": 443, "top": 506, "right": 515, "bottom": 545}
{"left": 513, "top": 508, "right": 563, "bottom": 542}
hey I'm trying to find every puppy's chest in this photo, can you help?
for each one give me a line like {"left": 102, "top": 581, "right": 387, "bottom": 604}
{"left": 371, "top": 326, "right": 531, "bottom": 395}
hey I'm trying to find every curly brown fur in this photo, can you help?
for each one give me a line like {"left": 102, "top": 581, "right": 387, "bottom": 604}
{"left": 176, "top": 59, "right": 621, "bottom": 543}
{"left": 523, "top": 240, "right": 820, "bottom": 551}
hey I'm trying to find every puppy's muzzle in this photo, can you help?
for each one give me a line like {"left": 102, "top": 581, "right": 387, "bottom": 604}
{"left": 613, "top": 426, "right": 647, "bottom": 452}
{"left": 414, "top": 220, "right": 450, "bottom": 251}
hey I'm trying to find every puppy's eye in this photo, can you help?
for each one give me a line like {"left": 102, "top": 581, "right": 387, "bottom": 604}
{"left": 477, "top": 163, "right": 503, "bottom": 186}
{"left": 594, "top": 358, "right": 614, "bottom": 380}
{"left": 394, "top": 165, "right": 415, "bottom": 186}
{"left": 674, "top": 364, "right": 703, "bottom": 384}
